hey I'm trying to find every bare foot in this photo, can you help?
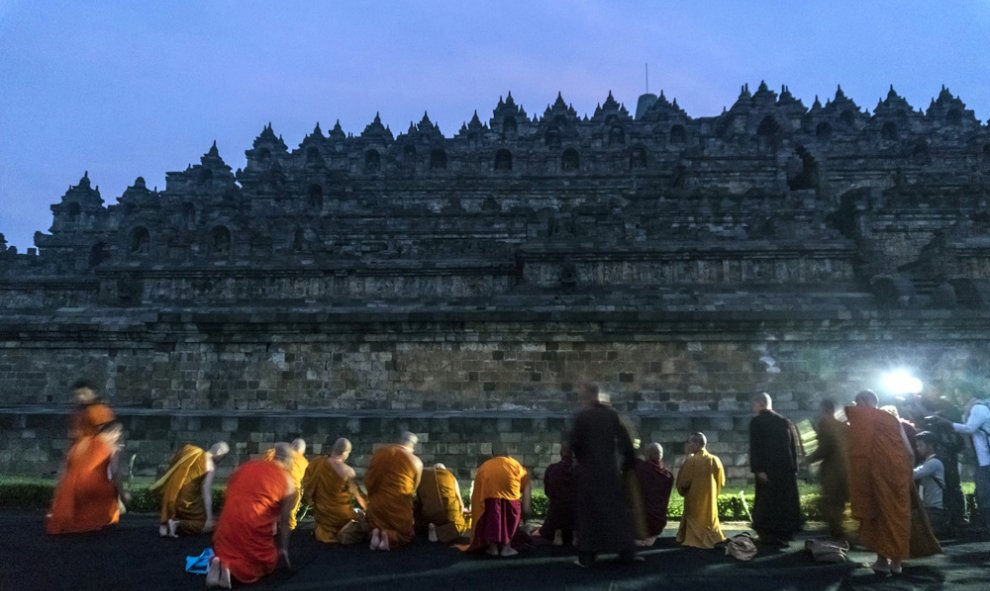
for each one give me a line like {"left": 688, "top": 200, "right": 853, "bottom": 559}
{"left": 428, "top": 523, "right": 438, "bottom": 542}
{"left": 500, "top": 545, "right": 519, "bottom": 557}
{"left": 370, "top": 528, "right": 381, "bottom": 551}
{"left": 167, "top": 519, "right": 179, "bottom": 538}
{"left": 219, "top": 565, "right": 231, "bottom": 589}
{"left": 205, "top": 557, "right": 221, "bottom": 588}
{"left": 486, "top": 544, "right": 499, "bottom": 556}
{"left": 159, "top": 524, "right": 169, "bottom": 538}
{"left": 378, "top": 531, "right": 390, "bottom": 551}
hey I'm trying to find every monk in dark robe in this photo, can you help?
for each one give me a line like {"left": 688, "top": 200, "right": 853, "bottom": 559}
{"left": 46, "top": 421, "right": 123, "bottom": 535}
{"left": 365, "top": 431, "right": 423, "bottom": 551}
{"left": 208, "top": 443, "right": 296, "bottom": 589}
{"left": 462, "top": 452, "right": 531, "bottom": 557}
{"left": 633, "top": 442, "right": 674, "bottom": 546}
{"left": 302, "top": 437, "right": 366, "bottom": 543}
{"left": 805, "top": 399, "right": 849, "bottom": 540}
{"left": 150, "top": 441, "right": 228, "bottom": 537}
{"left": 569, "top": 383, "right": 638, "bottom": 567}
{"left": 749, "top": 392, "right": 802, "bottom": 545}
{"left": 68, "top": 379, "right": 115, "bottom": 442}
{"left": 538, "top": 441, "right": 577, "bottom": 545}
{"left": 415, "top": 463, "right": 468, "bottom": 543}
{"left": 847, "top": 390, "right": 940, "bottom": 576}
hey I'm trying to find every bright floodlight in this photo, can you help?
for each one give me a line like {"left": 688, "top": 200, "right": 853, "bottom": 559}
{"left": 882, "top": 369, "right": 923, "bottom": 395}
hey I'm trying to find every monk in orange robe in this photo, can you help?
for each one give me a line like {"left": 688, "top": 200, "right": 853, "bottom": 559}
{"left": 463, "top": 452, "right": 531, "bottom": 557}
{"left": 46, "top": 421, "right": 123, "bottom": 535}
{"left": 264, "top": 438, "right": 308, "bottom": 530}
{"left": 208, "top": 443, "right": 296, "bottom": 589}
{"left": 68, "top": 379, "right": 115, "bottom": 442}
{"left": 675, "top": 432, "right": 726, "bottom": 549}
{"left": 847, "top": 389, "right": 940, "bottom": 576}
{"left": 149, "top": 441, "right": 229, "bottom": 537}
{"left": 416, "top": 463, "right": 469, "bottom": 543}
{"left": 302, "top": 437, "right": 366, "bottom": 543}
{"left": 365, "top": 431, "right": 423, "bottom": 551}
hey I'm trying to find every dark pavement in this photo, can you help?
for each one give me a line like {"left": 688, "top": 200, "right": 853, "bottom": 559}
{"left": 2, "top": 511, "right": 987, "bottom": 591}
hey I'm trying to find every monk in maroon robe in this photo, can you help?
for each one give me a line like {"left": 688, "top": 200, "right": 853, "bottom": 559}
{"left": 539, "top": 442, "right": 577, "bottom": 544}
{"left": 633, "top": 442, "right": 673, "bottom": 545}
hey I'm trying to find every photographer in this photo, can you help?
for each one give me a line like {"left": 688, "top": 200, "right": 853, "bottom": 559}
{"left": 909, "top": 390, "right": 968, "bottom": 531}
{"left": 933, "top": 392, "right": 990, "bottom": 531}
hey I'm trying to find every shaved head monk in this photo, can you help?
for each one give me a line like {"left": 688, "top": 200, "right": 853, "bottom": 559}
{"left": 463, "top": 448, "right": 531, "bottom": 557}
{"left": 846, "top": 390, "right": 940, "bottom": 576}
{"left": 264, "top": 438, "right": 309, "bottom": 530}
{"left": 208, "top": 442, "right": 297, "bottom": 589}
{"left": 415, "top": 462, "right": 468, "bottom": 544}
{"left": 68, "top": 379, "right": 115, "bottom": 442}
{"left": 46, "top": 421, "right": 124, "bottom": 535}
{"left": 302, "top": 437, "right": 367, "bottom": 543}
{"left": 675, "top": 432, "right": 726, "bottom": 549}
{"left": 150, "top": 441, "right": 229, "bottom": 537}
{"left": 365, "top": 431, "right": 424, "bottom": 551}
{"left": 633, "top": 442, "right": 674, "bottom": 546}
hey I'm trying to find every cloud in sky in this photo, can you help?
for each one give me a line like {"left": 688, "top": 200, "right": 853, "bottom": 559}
{"left": 1, "top": 1, "right": 988, "bottom": 250}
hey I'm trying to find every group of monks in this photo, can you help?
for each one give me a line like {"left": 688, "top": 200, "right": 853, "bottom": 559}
{"left": 44, "top": 380, "right": 958, "bottom": 587}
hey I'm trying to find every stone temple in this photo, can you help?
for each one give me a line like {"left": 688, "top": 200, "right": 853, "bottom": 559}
{"left": 2, "top": 83, "right": 990, "bottom": 483}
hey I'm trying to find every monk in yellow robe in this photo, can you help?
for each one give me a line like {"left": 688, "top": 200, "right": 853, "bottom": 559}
{"left": 416, "top": 463, "right": 469, "bottom": 543}
{"left": 149, "top": 441, "right": 229, "bottom": 537}
{"left": 365, "top": 431, "right": 423, "bottom": 551}
{"left": 302, "top": 437, "right": 366, "bottom": 543}
{"left": 46, "top": 421, "right": 123, "bottom": 535}
{"left": 463, "top": 452, "right": 531, "bottom": 557}
{"left": 208, "top": 443, "right": 296, "bottom": 589}
{"left": 675, "top": 432, "right": 726, "bottom": 549}
{"left": 847, "top": 389, "right": 940, "bottom": 576}
{"left": 264, "top": 438, "right": 308, "bottom": 530}
{"left": 68, "top": 379, "right": 115, "bottom": 442}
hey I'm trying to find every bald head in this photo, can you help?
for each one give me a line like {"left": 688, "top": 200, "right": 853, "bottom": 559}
{"left": 273, "top": 442, "right": 294, "bottom": 466}
{"left": 751, "top": 392, "right": 772, "bottom": 414}
{"left": 397, "top": 431, "right": 418, "bottom": 450}
{"left": 331, "top": 437, "right": 352, "bottom": 457}
{"left": 291, "top": 438, "right": 306, "bottom": 455}
{"left": 688, "top": 432, "right": 707, "bottom": 449}
{"left": 645, "top": 442, "right": 663, "bottom": 462}
{"left": 578, "top": 383, "right": 600, "bottom": 405}
{"left": 855, "top": 389, "right": 879, "bottom": 408}
{"left": 209, "top": 441, "right": 230, "bottom": 459}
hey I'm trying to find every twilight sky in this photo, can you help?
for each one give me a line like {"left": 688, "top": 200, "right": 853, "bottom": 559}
{"left": 1, "top": 1, "right": 989, "bottom": 251}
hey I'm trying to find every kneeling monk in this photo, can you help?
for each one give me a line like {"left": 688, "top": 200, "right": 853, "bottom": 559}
{"left": 365, "top": 431, "right": 424, "bottom": 550}
{"left": 150, "top": 441, "right": 229, "bottom": 537}
{"left": 463, "top": 450, "right": 531, "bottom": 557}
{"left": 208, "top": 443, "right": 296, "bottom": 589}
{"left": 264, "top": 438, "right": 308, "bottom": 530}
{"left": 416, "top": 463, "right": 468, "bottom": 543}
{"left": 302, "top": 437, "right": 366, "bottom": 543}
{"left": 46, "top": 421, "right": 124, "bottom": 535}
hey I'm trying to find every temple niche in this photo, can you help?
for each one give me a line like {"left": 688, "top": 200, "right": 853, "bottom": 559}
{"left": 2, "top": 84, "right": 990, "bottom": 481}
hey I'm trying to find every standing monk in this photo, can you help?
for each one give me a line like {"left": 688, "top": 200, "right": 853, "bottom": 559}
{"left": 847, "top": 390, "right": 940, "bottom": 576}
{"left": 569, "top": 383, "right": 638, "bottom": 567}
{"left": 633, "top": 442, "right": 674, "bottom": 546}
{"left": 805, "top": 399, "right": 849, "bottom": 540}
{"left": 365, "top": 431, "right": 424, "bottom": 551}
{"left": 208, "top": 443, "right": 296, "bottom": 589}
{"left": 46, "top": 421, "right": 124, "bottom": 534}
{"left": 416, "top": 463, "right": 468, "bottom": 543}
{"left": 68, "top": 379, "right": 115, "bottom": 442}
{"left": 463, "top": 451, "right": 531, "bottom": 557}
{"left": 749, "top": 392, "right": 802, "bottom": 545}
{"left": 675, "top": 432, "right": 726, "bottom": 549}
{"left": 538, "top": 441, "right": 578, "bottom": 545}
{"left": 150, "top": 441, "right": 229, "bottom": 537}
{"left": 264, "top": 438, "right": 308, "bottom": 530}
{"left": 302, "top": 437, "right": 366, "bottom": 543}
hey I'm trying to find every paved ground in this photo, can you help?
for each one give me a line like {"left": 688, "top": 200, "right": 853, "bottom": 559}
{"left": 2, "top": 511, "right": 987, "bottom": 591}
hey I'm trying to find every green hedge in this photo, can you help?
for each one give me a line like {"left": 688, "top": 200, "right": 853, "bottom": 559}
{"left": 2, "top": 476, "right": 978, "bottom": 524}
